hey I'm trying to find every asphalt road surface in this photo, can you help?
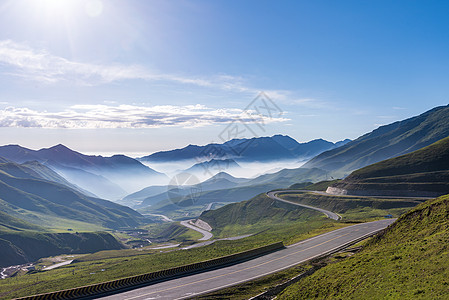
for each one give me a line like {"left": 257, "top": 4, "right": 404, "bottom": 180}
{"left": 144, "top": 213, "right": 174, "bottom": 222}
{"left": 43, "top": 260, "right": 73, "bottom": 271}
{"left": 99, "top": 219, "right": 395, "bottom": 300}
{"left": 267, "top": 190, "right": 342, "bottom": 220}
{"left": 180, "top": 220, "right": 213, "bottom": 241}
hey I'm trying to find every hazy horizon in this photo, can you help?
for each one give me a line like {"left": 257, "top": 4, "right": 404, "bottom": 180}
{"left": 0, "top": 133, "right": 348, "bottom": 158}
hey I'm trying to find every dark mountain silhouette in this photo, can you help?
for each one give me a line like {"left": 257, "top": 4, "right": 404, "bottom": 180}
{"left": 202, "top": 171, "right": 250, "bottom": 185}
{"left": 140, "top": 135, "right": 350, "bottom": 162}
{"left": 183, "top": 158, "right": 240, "bottom": 175}
{"left": 121, "top": 172, "right": 250, "bottom": 208}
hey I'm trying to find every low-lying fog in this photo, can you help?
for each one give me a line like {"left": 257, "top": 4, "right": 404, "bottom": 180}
{"left": 142, "top": 159, "right": 308, "bottom": 183}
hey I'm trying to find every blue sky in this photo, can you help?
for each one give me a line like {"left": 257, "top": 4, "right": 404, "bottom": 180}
{"left": 0, "top": 0, "right": 448, "bottom": 156}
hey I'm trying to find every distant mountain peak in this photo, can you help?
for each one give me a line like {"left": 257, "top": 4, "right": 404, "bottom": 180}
{"left": 206, "top": 171, "right": 246, "bottom": 183}
{"left": 140, "top": 134, "right": 345, "bottom": 163}
{"left": 48, "top": 144, "right": 72, "bottom": 151}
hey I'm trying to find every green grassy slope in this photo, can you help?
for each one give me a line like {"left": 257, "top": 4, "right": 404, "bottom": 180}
{"left": 332, "top": 135, "right": 449, "bottom": 195}
{"left": 0, "top": 211, "right": 45, "bottom": 232}
{"left": 0, "top": 161, "right": 93, "bottom": 196}
{"left": 0, "top": 161, "right": 147, "bottom": 230}
{"left": 0, "top": 231, "right": 125, "bottom": 267}
{"left": 0, "top": 201, "right": 128, "bottom": 268}
{"left": 199, "top": 194, "right": 339, "bottom": 239}
{"left": 279, "top": 194, "right": 449, "bottom": 299}
{"left": 304, "top": 105, "right": 449, "bottom": 176}
{"left": 278, "top": 192, "right": 423, "bottom": 221}
{"left": 346, "top": 136, "right": 449, "bottom": 178}
{"left": 282, "top": 179, "right": 340, "bottom": 191}
{"left": 0, "top": 162, "right": 143, "bottom": 266}
{"left": 0, "top": 160, "right": 150, "bottom": 266}
{"left": 201, "top": 194, "right": 319, "bottom": 229}
{"left": 21, "top": 161, "right": 96, "bottom": 196}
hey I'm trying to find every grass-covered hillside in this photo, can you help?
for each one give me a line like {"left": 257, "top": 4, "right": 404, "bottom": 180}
{"left": 331, "top": 135, "right": 449, "bottom": 196}
{"left": 303, "top": 180, "right": 341, "bottom": 191}
{"left": 0, "top": 160, "right": 146, "bottom": 230}
{"left": 201, "top": 193, "right": 319, "bottom": 229}
{"left": 0, "top": 210, "right": 125, "bottom": 267}
{"left": 277, "top": 192, "right": 423, "bottom": 221}
{"left": 199, "top": 194, "right": 342, "bottom": 241}
{"left": 0, "top": 159, "right": 150, "bottom": 267}
{"left": 279, "top": 194, "right": 449, "bottom": 299}
{"left": 0, "top": 231, "right": 124, "bottom": 267}
{"left": 0, "top": 211, "right": 44, "bottom": 232}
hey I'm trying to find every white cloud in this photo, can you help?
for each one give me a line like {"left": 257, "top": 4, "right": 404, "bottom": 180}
{"left": 259, "top": 89, "right": 329, "bottom": 109}
{"left": 0, "top": 40, "right": 142, "bottom": 84}
{"left": 0, "top": 104, "right": 289, "bottom": 129}
{"left": 0, "top": 40, "right": 327, "bottom": 110}
{"left": 0, "top": 40, "right": 248, "bottom": 89}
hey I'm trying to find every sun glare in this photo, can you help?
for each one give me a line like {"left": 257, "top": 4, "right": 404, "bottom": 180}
{"left": 38, "top": 0, "right": 76, "bottom": 13}
{"left": 31, "top": 0, "right": 103, "bottom": 18}
{"left": 85, "top": 0, "right": 103, "bottom": 17}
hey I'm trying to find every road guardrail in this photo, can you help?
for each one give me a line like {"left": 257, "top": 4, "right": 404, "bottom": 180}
{"left": 16, "top": 241, "right": 284, "bottom": 300}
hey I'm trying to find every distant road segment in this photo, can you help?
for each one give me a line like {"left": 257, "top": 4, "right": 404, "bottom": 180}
{"left": 267, "top": 190, "right": 342, "bottom": 220}
{"left": 143, "top": 213, "right": 173, "bottom": 222}
{"left": 43, "top": 260, "right": 73, "bottom": 271}
{"left": 99, "top": 219, "right": 395, "bottom": 300}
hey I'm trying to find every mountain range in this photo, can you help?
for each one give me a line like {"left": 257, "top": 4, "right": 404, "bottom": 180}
{"left": 303, "top": 104, "right": 449, "bottom": 177}
{"left": 0, "top": 160, "right": 146, "bottom": 230}
{"left": 119, "top": 172, "right": 251, "bottom": 207}
{"left": 0, "top": 156, "right": 151, "bottom": 267}
{"left": 328, "top": 135, "right": 449, "bottom": 197}
{"left": 0, "top": 144, "right": 168, "bottom": 199}
{"left": 140, "top": 135, "right": 351, "bottom": 163}
{"left": 134, "top": 167, "right": 329, "bottom": 212}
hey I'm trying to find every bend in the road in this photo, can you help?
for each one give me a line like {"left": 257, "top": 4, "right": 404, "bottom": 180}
{"left": 267, "top": 190, "right": 341, "bottom": 220}
{"left": 180, "top": 220, "right": 213, "bottom": 241}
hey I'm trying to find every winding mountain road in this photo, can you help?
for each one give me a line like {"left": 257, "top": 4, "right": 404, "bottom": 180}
{"left": 98, "top": 219, "right": 394, "bottom": 300}
{"left": 267, "top": 190, "right": 342, "bottom": 220}
{"left": 93, "top": 190, "right": 401, "bottom": 299}
{"left": 180, "top": 220, "right": 213, "bottom": 241}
